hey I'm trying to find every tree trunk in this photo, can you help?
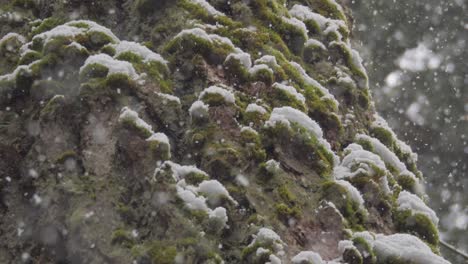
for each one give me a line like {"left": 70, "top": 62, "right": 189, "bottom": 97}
{"left": 0, "top": 0, "right": 449, "bottom": 263}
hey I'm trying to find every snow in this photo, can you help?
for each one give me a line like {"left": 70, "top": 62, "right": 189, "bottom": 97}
{"left": 156, "top": 92, "right": 181, "bottom": 104}
{"left": 176, "top": 184, "right": 210, "bottom": 211}
{"left": 291, "top": 251, "right": 325, "bottom": 264}
{"left": 268, "top": 254, "right": 282, "bottom": 264}
{"left": 305, "top": 38, "right": 326, "bottom": 50}
{"left": 335, "top": 180, "right": 366, "bottom": 211}
{"left": 266, "top": 107, "right": 323, "bottom": 138}
{"left": 371, "top": 113, "right": 418, "bottom": 163}
{"left": 209, "top": 207, "right": 228, "bottom": 226}
{"left": 398, "top": 43, "right": 441, "bottom": 72}
{"left": 250, "top": 228, "right": 284, "bottom": 252}
{"left": 175, "top": 28, "right": 212, "bottom": 42}
{"left": 246, "top": 103, "right": 267, "bottom": 115}
{"left": 266, "top": 107, "right": 338, "bottom": 164}
{"left": 146, "top": 132, "right": 170, "bottom": 146}
{"left": 289, "top": 4, "right": 347, "bottom": 40}
{"left": 189, "top": 100, "right": 209, "bottom": 118}
{"left": 373, "top": 234, "right": 450, "bottom": 264}
{"left": 0, "top": 32, "right": 26, "bottom": 45}
{"left": 397, "top": 190, "right": 439, "bottom": 225}
{"left": 190, "top": 0, "right": 225, "bottom": 17}
{"left": 356, "top": 134, "right": 417, "bottom": 181}
{"left": 197, "top": 180, "right": 237, "bottom": 204}
{"left": 33, "top": 20, "right": 119, "bottom": 44}
{"left": 199, "top": 85, "right": 236, "bottom": 104}
{"left": 272, "top": 82, "right": 305, "bottom": 104}
{"left": 110, "top": 41, "right": 168, "bottom": 65}
{"left": 225, "top": 51, "right": 252, "bottom": 69}
{"left": 289, "top": 62, "right": 338, "bottom": 105}
{"left": 155, "top": 161, "right": 208, "bottom": 182}
{"left": 118, "top": 107, "right": 153, "bottom": 133}
{"left": 281, "top": 16, "right": 308, "bottom": 36}
{"left": 241, "top": 126, "right": 258, "bottom": 135}
{"left": 337, "top": 240, "right": 355, "bottom": 254}
{"left": 265, "top": 159, "right": 281, "bottom": 173}
{"left": 0, "top": 62, "right": 36, "bottom": 82}
{"left": 80, "top": 54, "right": 139, "bottom": 79}
{"left": 333, "top": 143, "right": 387, "bottom": 180}
{"left": 254, "top": 55, "right": 279, "bottom": 68}
{"left": 249, "top": 64, "right": 273, "bottom": 75}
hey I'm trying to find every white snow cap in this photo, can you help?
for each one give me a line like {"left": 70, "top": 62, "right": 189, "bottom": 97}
{"left": 397, "top": 190, "right": 439, "bottom": 225}
{"left": 190, "top": 0, "right": 225, "bottom": 17}
{"left": 197, "top": 180, "right": 237, "bottom": 205}
{"left": 272, "top": 82, "right": 306, "bottom": 104}
{"left": 118, "top": 107, "right": 153, "bottom": 134}
{"left": 289, "top": 62, "right": 338, "bottom": 106}
{"left": 80, "top": 54, "right": 139, "bottom": 79}
{"left": 254, "top": 55, "right": 279, "bottom": 68}
{"left": 250, "top": 228, "right": 284, "bottom": 253}
{"left": 249, "top": 64, "right": 273, "bottom": 75}
{"left": 111, "top": 41, "right": 168, "bottom": 65}
{"left": 335, "top": 180, "right": 366, "bottom": 212}
{"left": 225, "top": 51, "right": 252, "bottom": 69}
{"left": 373, "top": 234, "right": 450, "bottom": 264}
{"left": 155, "top": 161, "right": 208, "bottom": 182}
{"left": 146, "top": 132, "right": 170, "bottom": 146}
{"left": 0, "top": 32, "right": 26, "bottom": 45}
{"left": 189, "top": 100, "right": 209, "bottom": 118}
{"left": 246, "top": 103, "right": 267, "bottom": 115}
{"left": 291, "top": 251, "right": 325, "bottom": 264}
{"left": 199, "top": 85, "right": 236, "bottom": 104}
{"left": 266, "top": 106, "right": 323, "bottom": 138}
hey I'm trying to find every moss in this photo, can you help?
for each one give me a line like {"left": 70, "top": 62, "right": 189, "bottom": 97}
{"left": 312, "top": 0, "right": 348, "bottom": 23}
{"left": 111, "top": 229, "right": 135, "bottom": 247}
{"left": 223, "top": 56, "right": 250, "bottom": 84}
{"left": 200, "top": 91, "right": 235, "bottom": 107}
{"left": 343, "top": 247, "right": 363, "bottom": 264}
{"left": 393, "top": 210, "right": 439, "bottom": 247}
{"left": 352, "top": 236, "right": 376, "bottom": 263}
{"left": 115, "top": 51, "right": 143, "bottom": 64}
{"left": 370, "top": 127, "right": 395, "bottom": 149}
{"left": 40, "top": 95, "right": 65, "bottom": 119}
{"left": 31, "top": 17, "right": 64, "bottom": 36}
{"left": 321, "top": 181, "right": 366, "bottom": 228}
{"left": 278, "top": 185, "right": 296, "bottom": 204}
{"left": 147, "top": 241, "right": 178, "bottom": 264}
{"left": 148, "top": 140, "right": 171, "bottom": 161}
{"left": 18, "top": 51, "right": 42, "bottom": 65}
{"left": 250, "top": 67, "right": 275, "bottom": 85}
{"left": 80, "top": 63, "right": 109, "bottom": 80}
{"left": 275, "top": 202, "right": 301, "bottom": 220}
{"left": 184, "top": 172, "right": 209, "bottom": 185}
{"left": 269, "top": 84, "right": 306, "bottom": 111}
{"left": 263, "top": 122, "right": 335, "bottom": 176}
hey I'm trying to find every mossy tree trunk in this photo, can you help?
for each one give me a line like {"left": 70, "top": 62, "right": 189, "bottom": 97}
{"left": 0, "top": 0, "right": 449, "bottom": 263}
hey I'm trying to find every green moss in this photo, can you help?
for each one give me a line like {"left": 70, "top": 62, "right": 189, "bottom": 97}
{"left": 278, "top": 185, "right": 296, "bottom": 204}
{"left": 31, "top": 17, "right": 64, "bottom": 36}
{"left": 18, "top": 51, "right": 42, "bottom": 65}
{"left": 312, "top": 0, "right": 348, "bottom": 23}
{"left": 322, "top": 181, "right": 366, "bottom": 228}
{"left": 147, "top": 241, "right": 177, "bottom": 264}
{"left": 200, "top": 91, "right": 235, "bottom": 107}
{"left": 80, "top": 63, "right": 109, "bottom": 80}
{"left": 223, "top": 56, "right": 250, "bottom": 84}
{"left": 275, "top": 202, "right": 301, "bottom": 220}
{"left": 352, "top": 236, "right": 376, "bottom": 263}
{"left": 343, "top": 247, "right": 363, "bottom": 264}
{"left": 393, "top": 210, "right": 439, "bottom": 247}
{"left": 115, "top": 51, "right": 143, "bottom": 64}
{"left": 370, "top": 127, "right": 395, "bottom": 148}
{"left": 250, "top": 67, "right": 274, "bottom": 85}
{"left": 148, "top": 140, "right": 171, "bottom": 161}
{"left": 111, "top": 229, "right": 135, "bottom": 247}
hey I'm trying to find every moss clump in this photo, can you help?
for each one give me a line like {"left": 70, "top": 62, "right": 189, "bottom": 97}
{"left": 393, "top": 210, "right": 439, "bottom": 248}
{"left": 147, "top": 241, "right": 178, "bottom": 264}
{"left": 343, "top": 246, "right": 363, "bottom": 264}
{"left": 111, "top": 229, "right": 135, "bottom": 247}
{"left": 79, "top": 63, "right": 109, "bottom": 79}
{"left": 31, "top": 17, "right": 64, "bottom": 36}
{"left": 275, "top": 202, "right": 301, "bottom": 220}
{"left": 223, "top": 56, "right": 250, "bottom": 84}
{"left": 18, "top": 51, "right": 42, "bottom": 65}
{"left": 321, "top": 181, "right": 366, "bottom": 229}
{"left": 148, "top": 140, "right": 171, "bottom": 161}
{"left": 352, "top": 236, "right": 376, "bottom": 263}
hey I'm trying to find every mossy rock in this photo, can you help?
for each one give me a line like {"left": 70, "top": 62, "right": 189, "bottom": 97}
{"left": 393, "top": 210, "right": 439, "bottom": 247}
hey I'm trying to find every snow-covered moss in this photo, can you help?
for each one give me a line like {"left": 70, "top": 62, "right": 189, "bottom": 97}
{"left": 272, "top": 82, "right": 306, "bottom": 105}
{"left": 146, "top": 132, "right": 171, "bottom": 160}
{"left": 110, "top": 41, "right": 168, "bottom": 65}
{"left": 80, "top": 54, "right": 139, "bottom": 80}
{"left": 291, "top": 251, "right": 325, "bottom": 264}
{"left": 199, "top": 85, "right": 236, "bottom": 106}
{"left": 118, "top": 107, "right": 154, "bottom": 137}
{"left": 243, "top": 228, "right": 285, "bottom": 262}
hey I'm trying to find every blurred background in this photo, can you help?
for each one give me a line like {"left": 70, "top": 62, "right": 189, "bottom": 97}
{"left": 349, "top": 0, "right": 467, "bottom": 262}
